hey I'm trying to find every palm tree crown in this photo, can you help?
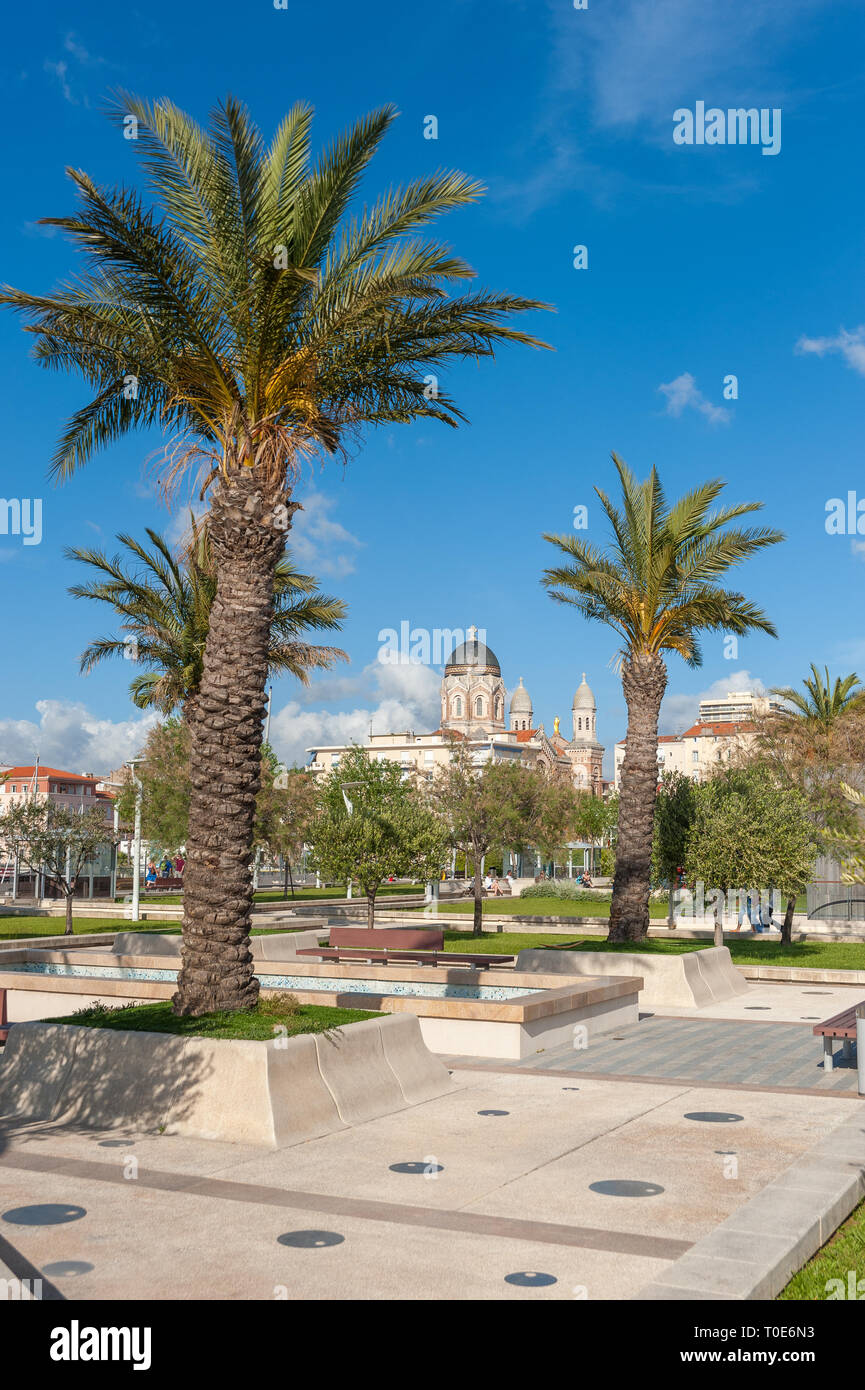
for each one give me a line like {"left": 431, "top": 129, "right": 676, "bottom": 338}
{"left": 771, "top": 665, "right": 863, "bottom": 732}
{"left": 542, "top": 454, "right": 784, "bottom": 665}
{"left": 66, "top": 516, "right": 347, "bottom": 713}
{"left": 1, "top": 94, "right": 549, "bottom": 487}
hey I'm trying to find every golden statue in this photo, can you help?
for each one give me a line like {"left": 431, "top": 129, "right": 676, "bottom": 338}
{"left": 553, "top": 715, "right": 560, "bottom": 736}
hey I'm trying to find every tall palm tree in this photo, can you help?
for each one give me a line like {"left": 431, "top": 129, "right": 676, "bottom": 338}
{"left": 66, "top": 514, "right": 347, "bottom": 715}
{"left": 1, "top": 95, "right": 549, "bottom": 1014}
{"left": 771, "top": 665, "right": 862, "bottom": 733}
{"left": 542, "top": 454, "right": 783, "bottom": 941}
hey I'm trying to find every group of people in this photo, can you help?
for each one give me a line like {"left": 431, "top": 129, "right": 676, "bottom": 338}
{"left": 144, "top": 853, "right": 185, "bottom": 886}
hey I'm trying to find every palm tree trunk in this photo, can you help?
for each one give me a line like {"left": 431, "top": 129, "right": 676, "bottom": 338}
{"left": 173, "top": 474, "right": 287, "bottom": 1016}
{"left": 608, "top": 652, "right": 667, "bottom": 942}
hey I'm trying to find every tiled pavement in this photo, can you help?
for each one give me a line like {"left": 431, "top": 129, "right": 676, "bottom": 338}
{"left": 447, "top": 1016, "right": 862, "bottom": 1094}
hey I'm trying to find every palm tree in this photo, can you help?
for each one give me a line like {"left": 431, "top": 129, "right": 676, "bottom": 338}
{"left": 66, "top": 516, "right": 347, "bottom": 716}
{"left": 771, "top": 665, "right": 862, "bottom": 733}
{"left": 1, "top": 95, "right": 549, "bottom": 1013}
{"left": 542, "top": 454, "right": 783, "bottom": 941}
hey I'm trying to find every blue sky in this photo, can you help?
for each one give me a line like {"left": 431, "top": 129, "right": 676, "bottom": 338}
{"left": 1, "top": 0, "right": 864, "bottom": 776}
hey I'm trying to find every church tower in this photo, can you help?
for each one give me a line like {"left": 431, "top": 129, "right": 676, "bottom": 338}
{"left": 509, "top": 677, "right": 533, "bottom": 731}
{"left": 568, "top": 673, "right": 604, "bottom": 794}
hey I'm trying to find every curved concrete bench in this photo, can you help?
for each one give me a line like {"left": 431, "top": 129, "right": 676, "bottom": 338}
{"left": 111, "top": 929, "right": 326, "bottom": 961}
{"left": 0, "top": 1013, "right": 454, "bottom": 1147}
{"left": 514, "top": 945, "right": 749, "bottom": 1009}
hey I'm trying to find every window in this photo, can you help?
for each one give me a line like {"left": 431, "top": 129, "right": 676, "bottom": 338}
{"left": 454, "top": 697, "right": 462, "bottom": 717}
{"left": 475, "top": 697, "right": 483, "bottom": 717}
{"left": 692, "top": 751, "right": 699, "bottom": 763}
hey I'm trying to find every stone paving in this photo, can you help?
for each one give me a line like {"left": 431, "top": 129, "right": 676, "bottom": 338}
{"left": 447, "top": 1016, "right": 862, "bottom": 1093}
{"left": 0, "top": 1064, "right": 860, "bottom": 1300}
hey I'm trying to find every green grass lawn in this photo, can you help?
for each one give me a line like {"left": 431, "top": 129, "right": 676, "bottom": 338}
{"left": 435, "top": 896, "right": 671, "bottom": 919}
{"left": 4, "top": 916, "right": 865, "bottom": 972}
{"left": 0, "top": 918, "right": 317, "bottom": 941}
{"left": 52, "top": 995, "right": 380, "bottom": 1041}
{"left": 779, "top": 1199, "right": 865, "bottom": 1300}
{"left": 438, "top": 930, "right": 865, "bottom": 972}
{"left": 114, "top": 883, "right": 425, "bottom": 905}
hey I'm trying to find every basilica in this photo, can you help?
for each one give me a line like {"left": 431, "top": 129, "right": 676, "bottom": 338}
{"left": 308, "top": 627, "right": 605, "bottom": 795}
{"left": 438, "top": 627, "right": 605, "bottom": 794}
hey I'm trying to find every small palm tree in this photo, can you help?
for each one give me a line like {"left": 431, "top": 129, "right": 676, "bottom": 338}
{"left": 1, "top": 94, "right": 549, "bottom": 1014}
{"left": 771, "top": 665, "right": 862, "bottom": 733}
{"left": 66, "top": 515, "right": 347, "bottom": 715}
{"left": 542, "top": 454, "right": 783, "bottom": 941}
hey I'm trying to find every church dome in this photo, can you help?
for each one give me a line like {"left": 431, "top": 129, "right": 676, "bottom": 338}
{"left": 572, "top": 673, "right": 595, "bottom": 709}
{"left": 445, "top": 631, "right": 500, "bottom": 675}
{"left": 509, "top": 677, "right": 532, "bottom": 713}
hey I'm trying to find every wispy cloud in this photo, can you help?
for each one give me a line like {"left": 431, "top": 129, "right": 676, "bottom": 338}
{"left": 43, "top": 31, "right": 109, "bottom": 106}
{"left": 290, "top": 488, "right": 363, "bottom": 578}
{"left": 658, "top": 372, "right": 730, "bottom": 425}
{"left": 795, "top": 326, "right": 865, "bottom": 377}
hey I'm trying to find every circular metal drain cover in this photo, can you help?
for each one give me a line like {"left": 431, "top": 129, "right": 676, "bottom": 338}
{"left": 801, "top": 1016, "right": 820, "bottom": 1020}
{"left": 2, "top": 1204, "right": 86, "bottom": 1226}
{"left": 504, "top": 1271, "right": 557, "bottom": 1287}
{"left": 277, "top": 1230, "right": 344, "bottom": 1248}
{"left": 478, "top": 1109, "right": 509, "bottom": 1116}
{"left": 745, "top": 1006, "right": 771, "bottom": 1010}
{"left": 41, "top": 1261, "right": 93, "bottom": 1277}
{"left": 98, "top": 1140, "right": 132, "bottom": 1148}
{"left": 804, "top": 991, "right": 833, "bottom": 995}
{"left": 589, "top": 1180, "right": 664, "bottom": 1198}
{"left": 685, "top": 1111, "right": 743, "bottom": 1124}
{"left": 562, "top": 1086, "right": 580, "bottom": 1091}
{"left": 389, "top": 1161, "right": 444, "bottom": 1175}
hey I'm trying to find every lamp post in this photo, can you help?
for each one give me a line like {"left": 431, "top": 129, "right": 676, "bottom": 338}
{"left": 340, "top": 781, "right": 363, "bottom": 899}
{"left": 126, "top": 759, "right": 143, "bottom": 923}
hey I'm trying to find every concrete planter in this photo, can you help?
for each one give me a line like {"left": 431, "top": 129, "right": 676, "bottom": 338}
{"left": 515, "top": 944, "right": 749, "bottom": 1009}
{"left": 0, "top": 1013, "right": 454, "bottom": 1148}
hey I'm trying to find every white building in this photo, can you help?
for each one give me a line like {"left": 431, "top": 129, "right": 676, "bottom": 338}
{"left": 697, "top": 690, "right": 783, "bottom": 724}
{"left": 614, "top": 720, "right": 758, "bottom": 789}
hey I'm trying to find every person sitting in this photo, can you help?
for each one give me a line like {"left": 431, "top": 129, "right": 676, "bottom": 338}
{"left": 490, "top": 874, "right": 504, "bottom": 896}
{"left": 145, "top": 860, "right": 157, "bottom": 887}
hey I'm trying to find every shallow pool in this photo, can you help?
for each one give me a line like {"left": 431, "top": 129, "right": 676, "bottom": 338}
{"left": 0, "top": 961, "right": 541, "bottom": 1002}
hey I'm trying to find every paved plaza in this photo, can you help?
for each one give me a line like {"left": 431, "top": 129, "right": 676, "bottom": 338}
{"left": 0, "top": 1041, "right": 861, "bottom": 1301}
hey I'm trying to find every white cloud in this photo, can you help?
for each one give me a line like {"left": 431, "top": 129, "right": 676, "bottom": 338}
{"left": 795, "top": 326, "right": 865, "bottom": 377}
{"left": 0, "top": 701, "right": 157, "bottom": 775}
{"left": 549, "top": 0, "right": 827, "bottom": 131}
{"left": 269, "top": 660, "right": 441, "bottom": 767}
{"left": 43, "top": 59, "right": 75, "bottom": 104}
{"left": 658, "top": 372, "right": 730, "bottom": 425}
{"left": 290, "top": 488, "right": 363, "bottom": 578}
{"left": 659, "top": 670, "right": 767, "bottom": 734}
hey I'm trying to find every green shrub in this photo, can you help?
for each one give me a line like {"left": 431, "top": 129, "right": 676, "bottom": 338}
{"left": 519, "top": 880, "right": 610, "bottom": 901}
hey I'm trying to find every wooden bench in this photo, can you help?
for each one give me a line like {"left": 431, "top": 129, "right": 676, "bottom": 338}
{"left": 294, "top": 927, "right": 513, "bottom": 970}
{"left": 0, "top": 989, "right": 8, "bottom": 1046}
{"left": 813, "top": 1003, "right": 865, "bottom": 1072}
{"left": 145, "top": 877, "right": 184, "bottom": 893}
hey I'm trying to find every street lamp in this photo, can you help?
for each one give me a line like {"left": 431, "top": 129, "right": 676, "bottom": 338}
{"left": 126, "top": 759, "right": 144, "bottom": 923}
{"left": 340, "top": 782, "right": 363, "bottom": 898}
